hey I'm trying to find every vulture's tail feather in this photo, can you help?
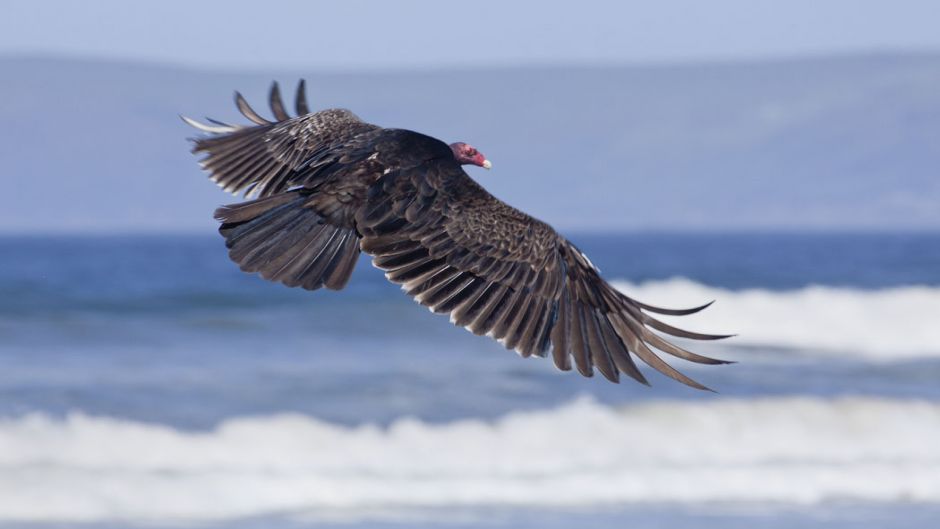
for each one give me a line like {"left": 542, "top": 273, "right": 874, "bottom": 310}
{"left": 216, "top": 192, "right": 361, "bottom": 291}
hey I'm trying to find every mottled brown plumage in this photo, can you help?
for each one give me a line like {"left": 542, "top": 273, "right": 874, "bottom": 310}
{"left": 185, "top": 81, "right": 732, "bottom": 389}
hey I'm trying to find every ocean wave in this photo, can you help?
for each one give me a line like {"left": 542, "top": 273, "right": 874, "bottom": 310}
{"left": 0, "top": 396, "right": 937, "bottom": 522}
{"left": 611, "top": 278, "right": 940, "bottom": 359}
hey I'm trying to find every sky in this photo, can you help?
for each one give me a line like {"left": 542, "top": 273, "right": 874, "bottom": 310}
{"left": 2, "top": 0, "right": 940, "bottom": 71}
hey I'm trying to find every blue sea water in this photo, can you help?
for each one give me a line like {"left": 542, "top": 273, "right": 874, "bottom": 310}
{"left": 1, "top": 232, "right": 939, "bottom": 528}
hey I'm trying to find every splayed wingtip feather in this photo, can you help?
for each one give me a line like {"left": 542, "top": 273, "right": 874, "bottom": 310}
{"left": 633, "top": 298, "right": 715, "bottom": 316}
{"left": 234, "top": 91, "right": 273, "bottom": 125}
{"left": 295, "top": 79, "right": 310, "bottom": 115}
{"left": 180, "top": 115, "right": 237, "bottom": 134}
{"left": 268, "top": 81, "right": 291, "bottom": 121}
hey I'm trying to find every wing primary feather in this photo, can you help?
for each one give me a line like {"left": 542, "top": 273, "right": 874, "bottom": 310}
{"left": 598, "top": 313, "right": 648, "bottom": 385}
{"left": 584, "top": 307, "right": 619, "bottom": 383}
{"left": 612, "top": 313, "right": 713, "bottom": 391}
{"left": 641, "top": 313, "right": 734, "bottom": 341}
{"left": 641, "top": 327, "right": 733, "bottom": 365}
{"left": 198, "top": 131, "right": 264, "bottom": 164}
{"left": 244, "top": 154, "right": 291, "bottom": 198}
{"left": 268, "top": 82, "right": 290, "bottom": 121}
{"left": 227, "top": 152, "right": 282, "bottom": 199}
{"left": 207, "top": 146, "right": 270, "bottom": 189}
{"left": 632, "top": 299, "right": 715, "bottom": 316}
{"left": 634, "top": 336, "right": 712, "bottom": 391}
{"left": 181, "top": 115, "right": 237, "bottom": 134}
{"left": 295, "top": 79, "right": 310, "bottom": 115}
{"left": 615, "top": 295, "right": 732, "bottom": 364}
{"left": 211, "top": 141, "right": 270, "bottom": 180}
{"left": 234, "top": 91, "right": 273, "bottom": 125}
{"left": 205, "top": 117, "right": 242, "bottom": 130}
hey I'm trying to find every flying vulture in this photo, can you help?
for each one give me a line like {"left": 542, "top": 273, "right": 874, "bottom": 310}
{"left": 183, "top": 81, "right": 731, "bottom": 389}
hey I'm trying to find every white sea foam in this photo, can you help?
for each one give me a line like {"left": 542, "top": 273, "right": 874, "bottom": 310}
{"left": 610, "top": 278, "right": 940, "bottom": 359}
{"left": 0, "top": 396, "right": 938, "bottom": 522}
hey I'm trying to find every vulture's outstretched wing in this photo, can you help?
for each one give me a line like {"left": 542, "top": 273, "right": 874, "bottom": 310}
{"left": 186, "top": 81, "right": 732, "bottom": 389}
{"left": 184, "top": 81, "right": 380, "bottom": 199}
{"left": 185, "top": 82, "right": 448, "bottom": 292}
{"left": 357, "top": 158, "right": 732, "bottom": 389}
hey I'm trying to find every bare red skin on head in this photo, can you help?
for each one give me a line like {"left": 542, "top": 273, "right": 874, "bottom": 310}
{"left": 449, "top": 142, "right": 488, "bottom": 168}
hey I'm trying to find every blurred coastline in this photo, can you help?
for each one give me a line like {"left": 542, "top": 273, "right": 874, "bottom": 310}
{"left": 2, "top": 52, "right": 939, "bottom": 233}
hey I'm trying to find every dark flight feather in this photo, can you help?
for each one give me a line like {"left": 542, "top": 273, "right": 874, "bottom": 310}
{"left": 268, "top": 82, "right": 291, "bottom": 122}
{"left": 295, "top": 79, "right": 310, "bottom": 115}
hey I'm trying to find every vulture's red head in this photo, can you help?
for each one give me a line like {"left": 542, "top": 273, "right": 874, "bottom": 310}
{"left": 449, "top": 142, "right": 491, "bottom": 170}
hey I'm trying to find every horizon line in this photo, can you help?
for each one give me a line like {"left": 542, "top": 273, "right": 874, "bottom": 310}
{"left": 2, "top": 48, "right": 939, "bottom": 76}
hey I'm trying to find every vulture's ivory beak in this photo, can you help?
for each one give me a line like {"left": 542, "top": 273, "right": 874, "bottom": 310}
{"left": 482, "top": 159, "right": 492, "bottom": 170}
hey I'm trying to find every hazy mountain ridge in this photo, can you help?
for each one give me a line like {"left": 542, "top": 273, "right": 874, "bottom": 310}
{"left": 2, "top": 53, "right": 938, "bottom": 232}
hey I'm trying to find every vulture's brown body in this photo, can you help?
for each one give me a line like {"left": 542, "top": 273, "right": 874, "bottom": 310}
{"left": 185, "top": 81, "right": 731, "bottom": 389}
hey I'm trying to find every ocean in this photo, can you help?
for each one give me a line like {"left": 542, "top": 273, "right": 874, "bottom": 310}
{"left": 1, "top": 232, "right": 939, "bottom": 528}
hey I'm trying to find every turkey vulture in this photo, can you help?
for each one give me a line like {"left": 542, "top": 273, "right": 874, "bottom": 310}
{"left": 183, "top": 81, "right": 731, "bottom": 389}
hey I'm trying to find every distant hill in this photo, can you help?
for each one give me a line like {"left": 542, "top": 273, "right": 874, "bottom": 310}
{"left": 2, "top": 54, "right": 939, "bottom": 233}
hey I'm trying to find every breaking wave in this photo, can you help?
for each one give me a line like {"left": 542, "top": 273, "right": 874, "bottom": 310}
{"left": 0, "top": 396, "right": 938, "bottom": 522}
{"left": 611, "top": 278, "right": 940, "bottom": 359}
